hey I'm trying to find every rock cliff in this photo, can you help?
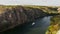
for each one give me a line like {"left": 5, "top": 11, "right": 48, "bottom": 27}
{"left": 0, "top": 6, "right": 47, "bottom": 32}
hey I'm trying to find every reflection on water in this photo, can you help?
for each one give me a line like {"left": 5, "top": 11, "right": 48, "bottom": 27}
{"left": 1, "top": 16, "right": 51, "bottom": 34}
{"left": 46, "top": 15, "right": 60, "bottom": 34}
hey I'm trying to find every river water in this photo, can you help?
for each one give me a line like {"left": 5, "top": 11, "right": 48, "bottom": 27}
{"left": 1, "top": 16, "right": 52, "bottom": 34}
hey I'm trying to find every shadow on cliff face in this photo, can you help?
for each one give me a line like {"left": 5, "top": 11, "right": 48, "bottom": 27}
{"left": 0, "top": 6, "right": 47, "bottom": 32}
{"left": 1, "top": 22, "right": 34, "bottom": 34}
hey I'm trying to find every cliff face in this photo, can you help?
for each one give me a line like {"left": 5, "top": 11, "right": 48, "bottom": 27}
{"left": 0, "top": 6, "right": 47, "bottom": 32}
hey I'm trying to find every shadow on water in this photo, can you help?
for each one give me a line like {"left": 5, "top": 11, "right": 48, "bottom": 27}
{"left": 1, "top": 16, "right": 51, "bottom": 34}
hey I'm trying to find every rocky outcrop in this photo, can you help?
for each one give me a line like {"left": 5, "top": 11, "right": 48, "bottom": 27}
{"left": 0, "top": 6, "right": 47, "bottom": 32}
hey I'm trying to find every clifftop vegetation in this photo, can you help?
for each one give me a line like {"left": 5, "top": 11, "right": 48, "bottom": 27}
{"left": 0, "top": 5, "right": 59, "bottom": 15}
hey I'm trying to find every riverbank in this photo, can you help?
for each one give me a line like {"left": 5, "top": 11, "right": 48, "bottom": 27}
{"left": 46, "top": 15, "right": 60, "bottom": 34}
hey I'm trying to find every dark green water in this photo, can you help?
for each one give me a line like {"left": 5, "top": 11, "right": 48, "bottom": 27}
{"left": 1, "top": 16, "right": 51, "bottom": 34}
